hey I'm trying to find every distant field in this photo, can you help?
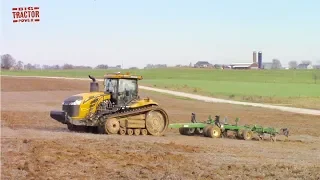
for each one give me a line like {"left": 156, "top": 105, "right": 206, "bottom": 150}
{"left": 1, "top": 68, "right": 320, "bottom": 109}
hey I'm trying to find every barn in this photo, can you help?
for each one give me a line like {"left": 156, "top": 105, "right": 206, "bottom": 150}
{"left": 230, "top": 63, "right": 259, "bottom": 70}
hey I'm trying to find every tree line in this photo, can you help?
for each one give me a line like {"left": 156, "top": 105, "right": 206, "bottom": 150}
{"left": 288, "top": 60, "right": 314, "bottom": 69}
{"left": 1, "top": 54, "right": 118, "bottom": 70}
{"left": 2, "top": 53, "right": 319, "bottom": 70}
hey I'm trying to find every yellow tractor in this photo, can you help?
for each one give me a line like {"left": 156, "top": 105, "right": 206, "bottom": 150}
{"left": 50, "top": 72, "right": 169, "bottom": 136}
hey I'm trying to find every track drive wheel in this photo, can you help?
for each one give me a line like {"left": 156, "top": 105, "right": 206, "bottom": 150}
{"left": 208, "top": 125, "right": 222, "bottom": 138}
{"left": 145, "top": 108, "right": 169, "bottom": 136}
{"left": 105, "top": 118, "right": 120, "bottom": 134}
{"left": 243, "top": 130, "right": 253, "bottom": 140}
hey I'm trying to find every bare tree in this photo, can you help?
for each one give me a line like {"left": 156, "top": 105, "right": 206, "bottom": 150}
{"left": 1, "top": 54, "right": 16, "bottom": 69}
{"left": 95, "top": 64, "right": 108, "bottom": 69}
{"left": 63, "top": 64, "right": 73, "bottom": 69}
{"left": 24, "top": 63, "right": 35, "bottom": 70}
{"left": 288, "top": 61, "right": 298, "bottom": 69}
{"left": 42, "top": 65, "right": 50, "bottom": 69}
{"left": 53, "top": 65, "right": 60, "bottom": 69}
{"left": 15, "top": 61, "right": 24, "bottom": 70}
{"left": 271, "top": 59, "right": 282, "bottom": 69}
{"left": 301, "top": 60, "right": 312, "bottom": 65}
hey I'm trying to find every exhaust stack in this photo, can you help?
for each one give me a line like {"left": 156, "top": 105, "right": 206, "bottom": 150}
{"left": 89, "top": 75, "right": 99, "bottom": 92}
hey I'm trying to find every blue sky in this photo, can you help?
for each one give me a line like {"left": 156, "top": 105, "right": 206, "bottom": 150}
{"left": 1, "top": 0, "right": 320, "bottom": 68}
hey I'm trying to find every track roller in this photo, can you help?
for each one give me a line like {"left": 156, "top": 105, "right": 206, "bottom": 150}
{"left": 141, "top": 129, "right": 148, "bottom": 136}
{"left": 119, "top": 127, "right": 126, "bottom": 135}
{"left": 134, "top": 129, "right": 141, "bottom": 136}
{"left": 127, "top": 129, "right": 134, "bottom": 135}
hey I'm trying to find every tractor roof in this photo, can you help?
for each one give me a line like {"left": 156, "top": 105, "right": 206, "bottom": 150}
{"left": 103, "top": 72, "right": 143, "bottom": 80}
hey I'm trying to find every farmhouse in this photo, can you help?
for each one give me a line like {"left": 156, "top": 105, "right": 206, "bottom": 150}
{"left": 194, "top": 61, "right": 213, "bottom": 68}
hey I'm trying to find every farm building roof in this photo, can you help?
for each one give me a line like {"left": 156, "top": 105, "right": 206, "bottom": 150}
{"left": 230, "top": 63, "right": 252, "bottom": 65}
{"left": 230, "top": 63, "right": 253, "bottom": 68}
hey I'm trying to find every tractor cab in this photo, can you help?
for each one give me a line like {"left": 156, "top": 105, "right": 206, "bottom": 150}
{"left": 103, "top": 72, "right": 143, "bottom": 107}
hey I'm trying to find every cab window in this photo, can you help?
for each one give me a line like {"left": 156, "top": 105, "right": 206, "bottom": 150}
{"left": 104, "top": 79, "right": 118, "bottom": 93}
{"left": 118, "top": 79, "right": 137, "bottom": 97}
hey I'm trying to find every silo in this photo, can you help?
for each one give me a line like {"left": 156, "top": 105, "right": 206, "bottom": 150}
{"left": 258, "top": 51, "right": 262, "bottom": 69}
{"left": 253, "top": 51, "right": 257, "bottom": 63}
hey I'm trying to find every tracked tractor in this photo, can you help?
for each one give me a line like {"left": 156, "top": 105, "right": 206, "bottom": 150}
{"left": 50, "top": 72, "right": 169, "bottom": 136}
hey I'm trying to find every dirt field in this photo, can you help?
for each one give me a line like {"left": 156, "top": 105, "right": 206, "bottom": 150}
{"left": 1, "top": 76, "right": 320, "bottom": 180}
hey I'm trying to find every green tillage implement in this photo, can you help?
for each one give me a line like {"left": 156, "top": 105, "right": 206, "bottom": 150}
{"left": 169, "top": 113, "right": 289, "bottom": 141}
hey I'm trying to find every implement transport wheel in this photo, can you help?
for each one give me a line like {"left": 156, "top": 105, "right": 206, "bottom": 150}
{"left": 127, "top": 129, "right": 134, "bottom": 135}
{"left": 105, "top": 118, "right": 120, "bottom": 134}
{"left": 243, "top": 130, "right": 253, "bottom": 140}
{"left": 134, "top": 129, "right": 141, "bottom": 136}
{"left": 141, "top": 129, "right": 148, "bottom": 136}
{"left": 208, "top": 125, "right": 222, "bottom": 138}
{"left": 203, "top": 125, "right": 212, "bottom": 137}
{"left": 145, "top": 108, "right": 169, "bottom": 136}
{"left": 195, "top": 128, "right": 203, "bottom": 135}
{"left": 119, "top": 128, "right": 126, "bottom": 135}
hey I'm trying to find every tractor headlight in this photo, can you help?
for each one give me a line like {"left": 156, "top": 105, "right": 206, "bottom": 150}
{"left": 68, "top": 99, "right": 82, "bottom": 105}
{"left": 62, "top": 96, "right": 83, "bottom": 105}
{"left": 63, "top": 99, "right": 82, "bottom": 105}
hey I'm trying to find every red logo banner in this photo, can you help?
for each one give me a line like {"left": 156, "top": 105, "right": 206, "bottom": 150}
{"left": 12, "top": 7, "right": 40, "bottom": 23}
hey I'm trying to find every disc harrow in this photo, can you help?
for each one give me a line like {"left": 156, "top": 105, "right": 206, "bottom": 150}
{"left": 169, "top": 113, "right": 289, "bottom": 142}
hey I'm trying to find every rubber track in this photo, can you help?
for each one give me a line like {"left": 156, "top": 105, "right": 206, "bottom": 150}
{"left": 100, "top": 105, "right": 163, "bottom": 121}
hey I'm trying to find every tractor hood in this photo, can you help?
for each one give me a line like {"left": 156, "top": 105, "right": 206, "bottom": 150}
{"left": 62, "top": 92, "right": 110, "bottom": 105}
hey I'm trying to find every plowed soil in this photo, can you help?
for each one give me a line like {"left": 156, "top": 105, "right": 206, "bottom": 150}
{"left": 1, "top": 76, "right": 320, "bottom": 180}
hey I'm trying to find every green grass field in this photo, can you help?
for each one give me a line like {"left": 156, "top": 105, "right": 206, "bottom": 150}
{"left": 1, "top": 68, "right": 320, "bottom": 109}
